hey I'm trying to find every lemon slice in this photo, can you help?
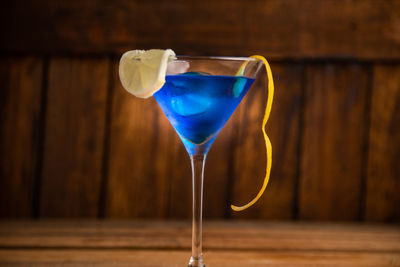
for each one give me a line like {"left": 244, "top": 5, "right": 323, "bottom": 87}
{"left": 231, "top": 55, "right": 274, "bottom": 211}
{"left": 119, "top": 49, "right": 176, "bottom": 98}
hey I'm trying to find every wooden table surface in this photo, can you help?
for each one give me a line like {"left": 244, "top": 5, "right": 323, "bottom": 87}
{"left": 0, "top": 220, "right": 399, "bottom": 266}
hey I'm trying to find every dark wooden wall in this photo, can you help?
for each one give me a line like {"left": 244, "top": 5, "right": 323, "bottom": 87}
{"left": 0, "top": 0, "right": 399, "bottom": 221}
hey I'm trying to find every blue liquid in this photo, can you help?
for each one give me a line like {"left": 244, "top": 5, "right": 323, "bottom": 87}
{"left": 154, "top": 73, "right": 254, "bottom": 155}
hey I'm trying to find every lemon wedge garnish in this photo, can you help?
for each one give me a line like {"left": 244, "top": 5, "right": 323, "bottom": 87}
{"left": 231, "top": 55, "right": 274, "bottom": 211}
{"left": 119, "top": 49, "right": 176, "bottom": 98}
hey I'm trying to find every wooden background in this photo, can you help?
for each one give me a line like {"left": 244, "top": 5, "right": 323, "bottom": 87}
{"left": 0, "top": 0, "right": 399, "bottom": 222}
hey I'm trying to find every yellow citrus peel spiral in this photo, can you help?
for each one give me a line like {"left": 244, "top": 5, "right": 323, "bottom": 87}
{"left": 231, "top": 55, "right": 274, "bottom": 211}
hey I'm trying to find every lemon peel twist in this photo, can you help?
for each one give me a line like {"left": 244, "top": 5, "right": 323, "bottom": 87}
{"left": 231, "top": 55, "right": 274, "bottom": 211}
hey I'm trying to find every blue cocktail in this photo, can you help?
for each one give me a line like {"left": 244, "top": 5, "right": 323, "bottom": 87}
{"left": 154, "top": 73, "right": 254, "bottom": 155}
{"left": 119, "top": 52, "right": 273, "bottom": 267}
{"left": 153, "top": 57, "right": 265, "bottom": 267}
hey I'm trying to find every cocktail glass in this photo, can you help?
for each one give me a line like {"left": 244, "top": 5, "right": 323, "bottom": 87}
{"left": 153, "top": 56, "right": 264, "bottom": 267}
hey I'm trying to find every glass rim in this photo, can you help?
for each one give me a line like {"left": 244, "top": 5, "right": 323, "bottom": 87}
{"left": 174, "top": 55, "right": 260, "bottom": 62}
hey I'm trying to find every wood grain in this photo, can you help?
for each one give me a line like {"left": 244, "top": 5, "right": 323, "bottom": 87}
{"left": 1, "top": 0, "right": 399, "bottom": 59}
{"left": 0, "top": 221, "right": 399, "bottom": 252}
{"left": 1, "top": 249, "right": 399, "bottom": 267}
{"left": 0, "top": 221, "right": 399, "bottom": 266}
{"left": 299, "top": 64, "right": 368, "bottom": 221}
{"left": 162, "top": 133, "right": 191, "bottom": 219}
{"left": 231, "top": 64, "right": 302, "bottom": 219}
{"left": 0, "top": 57, "right": 43, "bottom": 217}
{"left": 366, "top": 65, "right": 400, "bottom": 222}
{"left": 39, "top": 57, "right": 109, "bottom": 217}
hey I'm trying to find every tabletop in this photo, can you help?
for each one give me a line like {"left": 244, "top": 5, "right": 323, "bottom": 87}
{"left": 0, "top": 220, "right": 399, "bottom": 266}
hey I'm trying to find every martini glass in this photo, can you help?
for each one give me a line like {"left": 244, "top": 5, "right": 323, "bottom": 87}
{"left": 154, "top": 56, "right": 263, "bottom": 267}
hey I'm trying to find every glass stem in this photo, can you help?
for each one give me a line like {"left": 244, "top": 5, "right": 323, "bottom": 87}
{"left": 188, "top": 154, "right": 206, "bottom": 267}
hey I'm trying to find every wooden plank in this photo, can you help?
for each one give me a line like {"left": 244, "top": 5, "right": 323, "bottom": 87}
{"left": 1, "top": 249, "right": 399, "bottom": 267}
{"left": 106, "top": 60, "right": 174, "bottom": 218}
{"left": 366, "top": 65, "right": 400, "bottom": 222}
{"left": 203, "top": 116, "right": 235, "bottom": 218}
{"left": 165, "top": 137, "right": 192, "bottom": 219}
{"left": 154, "top": 105, "right": 185, "bottom": 218}
{"left": 0, "top": 221, "right": 399, "bottom": 252}
{"left": 299, "top": 64, "right": 368, "bottom": 220}
{"left": 231, "top": 64, "right": 302, "bottom": 219}
{"left": 1, "top": 0, "right": 399, "bottom": 59}
{"left": 0, "top": 57, "right": 43, "bottom": 217}
{"left": 39, "top": 57, "right": 109, "bottom": 217}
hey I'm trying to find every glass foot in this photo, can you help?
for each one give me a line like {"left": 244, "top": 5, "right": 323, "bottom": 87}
{"left": 188, "top": 256, "right": 205, "bottom": 267}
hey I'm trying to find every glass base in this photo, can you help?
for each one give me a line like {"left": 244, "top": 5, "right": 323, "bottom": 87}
{"left": 188, "top": 256, "right": 205, "bottom": 267}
